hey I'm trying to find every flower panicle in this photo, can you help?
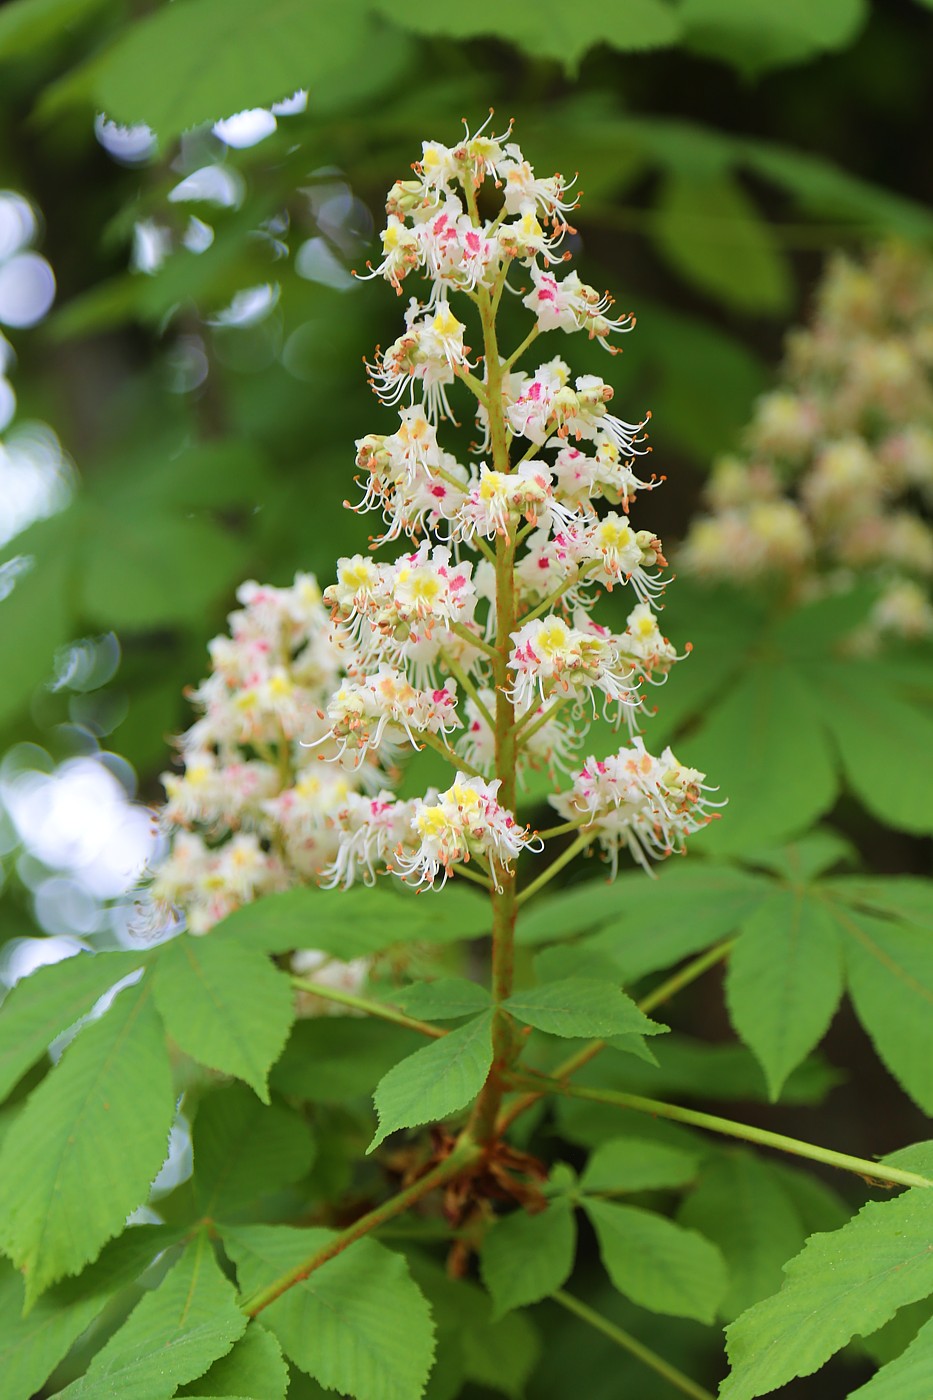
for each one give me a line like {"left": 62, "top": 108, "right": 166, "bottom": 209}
{"left": 150, "top": 120, "right": 719, "bottom": 953}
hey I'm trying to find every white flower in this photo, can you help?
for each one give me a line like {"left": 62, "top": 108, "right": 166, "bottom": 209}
{"left": 508, "top": 614, "right": 640, "bottom": 720}
{"left": 550, "top": 739, "right": 720, "bottom": 874}
{"left": 317, "top": 668, "right": 460, "bottom": 761}
{"left": 394, "top": 773, "right": 540, "bottom": 889}
{"left": 523, "top": 264, "right": 635, "bottom": 348}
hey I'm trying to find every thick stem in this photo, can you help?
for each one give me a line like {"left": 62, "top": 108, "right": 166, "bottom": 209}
{"left": 552, "top": 1292, "right": 715, "bottom": 1400}
{"left": 241, "top": 1139, "right": 482, "bottom": 1316}
{"left": 469, "top": 281, "right": 520, "bottom": 1145}
{"left": 509, "top": 1074, "right": 933, "bottom": 1191}
{"left": 290, "top": 977, "right": 446, "bottom": 1037}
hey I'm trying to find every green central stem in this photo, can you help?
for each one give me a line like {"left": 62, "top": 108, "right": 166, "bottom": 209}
{"left": 468, "top": 275, "right": 520, "bottom": 1145}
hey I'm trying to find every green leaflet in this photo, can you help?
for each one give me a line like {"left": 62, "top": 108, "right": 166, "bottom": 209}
{"left": 52, "top": 1232, "right": 247, "bottom": 1399}
{"left": 677, "top": 1152, "right": 809, "bottom": 1321}
{"left": 79, "top": 507, "right": 242, "bottom": 631}
{"left": 738, "top": 830, "right": 856, "bottom": 882}
{"left": 0, "top": 518, "right": 74, "bottom": 727}
{"left": 369, "top": 1011, "right": 494, "bottom": 1151}
{"left": 503, "top": 978, "right": 666, "bottom": 1039}
{"left": 721, "top": 1190, "right": 933, "bottom": 1399}
{"left": 812, "top": 666, "right": 933, "bottom": 835}
{"left": 177, "top": 1322, "right": 289, "bottom": 1400}
{"left": 0, "top": 978, "right": 175, "bottom": 1306}
{"left": 680, "top": 0, "right": 867, "bottom": 77}
{"left": 0, "top": 949, "right": 146, "bottom": 1101}
{"left": 828, "top": 905, "right": 933, "bottom": 1114}
{"left": 516, "top": 862, "right": 771, "bottom": 969}
{"left": 653, "top": 171, "right": 792, "bottom": 313}
{"left": 408, "top": 1255, "right": 540, "bottom": 1400}
{"left": 271, "top": 1018, "right": 422, "bottom": 1105}
{"left": 0, "top": 0, "right": 111, "bottom": 57}
{"left": 223, "top": 1225, "right": 434, "bottom": 1400}
{"left": 479, "top": 1197, "right": 576, "bottom": 1317}
{"left": 725, "top": 887, "right": 845, "bottom": 1099}
{"left": 0, "top": 1226, "right": 181, "bottom": 1400}
{"left": 372, "top": 0, "right": 680, "bottom": 70}
{"left": 584, "top": 1196, "right": 727, "bottom": 1323}
{"left": 45, "top": 0, "right": 411, "bottom": 138}
{"left": 386, "top": 977, "right": 491, "bottom": 1020}
{"left": 214, "top": 884, "right": 489, "bottom": 958}
{"left": 580, "top": 1137, "right": 701, "bottom": 1194}
{"left": 192, "top": 1083, "right": 315, "bottom": 1218}
{"left": 827, "top": 875, "right": 933, "bottom": 926}
{"left": 850, "top": 1313, "right": 933, "bottom": 1397}
{"left": 681, "top": 661, "right": 837, "bottom": 853}
{"left": 152, "top": 933, "right": 294, "bottom": 1102}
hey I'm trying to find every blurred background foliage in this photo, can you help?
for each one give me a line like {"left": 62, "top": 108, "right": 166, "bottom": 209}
{"left": 1, "top": 2, "right": 932, "bottom": 1396}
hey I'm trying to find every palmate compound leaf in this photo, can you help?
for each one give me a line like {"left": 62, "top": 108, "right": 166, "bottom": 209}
{"left": 369, "top": 1010, "right": 494, "bottom": 1152}
{"left": 0, "top": 1225, "right": 183, "bottom": 1400}
{"left": 0, "top": 948, "right": 146, "bottom": 1101}
{"left": 725, "top": 887, "right": 845, "bottom": 1099}
{"left": 52, "top": 1231, "right": 247, "bottom": 1399}
{"left": 583, "top": 1196, "right": 727, "bottom": 1323}
{"left": 720, "top": 1189, "right": 933, "bottom": 1399}
{"left": 849, "top": 1313, "right": 933, "bottom": 1398}
{"left": 826, "top": 902, "right": 933, "bottom": 1114}
{"left": 177, "top": 1321, "right": 289, "bottom": 1400}
{"left": 0, "top": 977, "right": 175, "bottom": 1306}
{"left": 479, "top": 1197, "right": 576, "bottom": 1318}
{"left": 503, "top": 977, "right": 666, "bottom": 1039}
{"left": 151, "top": 932, "right": 294, "bottom": 1103}
{"left": 192, "top": 1082, "right": 315, "bottom": 1219}
{"left": 222, "top": 1225, "right": 434, "bottom": 1400}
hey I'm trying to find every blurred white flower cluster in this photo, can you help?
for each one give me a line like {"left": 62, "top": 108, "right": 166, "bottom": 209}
{"left": 152, "top": 118, "right": 720, "bottom": 954}
{"left": 152, "top": 575, "right": 394, "bottom": 926}
{"left": 681, "top": 242, "right": 933, "bottom": 643}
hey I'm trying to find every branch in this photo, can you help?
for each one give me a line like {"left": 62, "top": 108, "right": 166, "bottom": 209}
{"left": 496, "top": 939, "right": 735, "bottom": 1133}
{"left": 415, "top": 728, "right": 484, "bottom": 778}
{"left": 515, "top": 830, "right": 593, "bottom": 907}
{"left": 240, "top": 1138, "right": 482, "bottom": 1316}
{"left": 290, "top": 977, "right": 445, "bottom": 1038}
{"left": 553, "top": 1292, "right": 715, "bottom": 1400}
{"left": 508, "top": 1074, "right": 933, "bottom": 1191}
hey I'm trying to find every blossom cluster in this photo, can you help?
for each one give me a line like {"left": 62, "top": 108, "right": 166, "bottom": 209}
{"left": 153, "top": 118, "right": 719, "bottom": 948}
{"left": 151, "top": 577, "right": 369, "bottom": 928}
{"left": 681, "top": 242, "right": 933, "bottom": 643}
